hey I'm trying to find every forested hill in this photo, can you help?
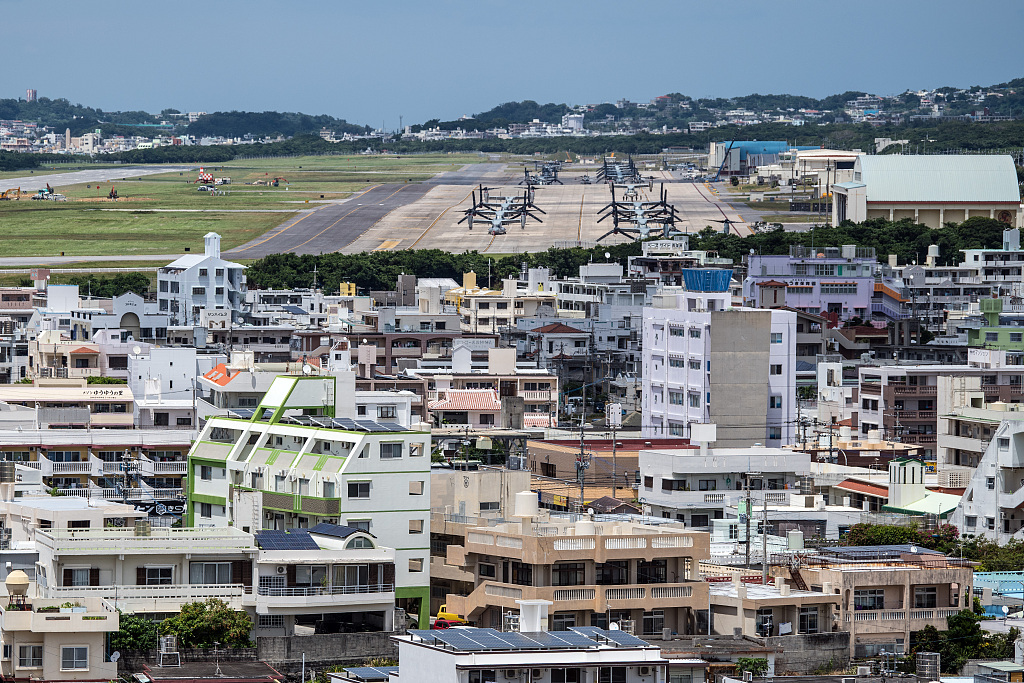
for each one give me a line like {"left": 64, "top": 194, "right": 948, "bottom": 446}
{"left": 185, "top": 111, "right": 369, "bottom": 138}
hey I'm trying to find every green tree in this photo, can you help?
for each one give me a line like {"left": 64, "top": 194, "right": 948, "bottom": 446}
{"left": 160, "top": 599, "right": 253, "bottom": 648}
{"left": 110, "top": 612, "right": 158, "bottom": 652}
{"left": 86, "top": 376, "right": 127, "bottom": 385}
{"left": 735, "top": 658, "right": 769, "bottom": 676}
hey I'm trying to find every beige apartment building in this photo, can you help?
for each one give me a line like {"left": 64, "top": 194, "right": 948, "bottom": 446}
{"left": 440, "top": 495, "right": 711, "bottom": 636}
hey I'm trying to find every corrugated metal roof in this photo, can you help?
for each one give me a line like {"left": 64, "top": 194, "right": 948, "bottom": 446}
{"left": 859, "top": 154, "right": 1021, "bottom": 203}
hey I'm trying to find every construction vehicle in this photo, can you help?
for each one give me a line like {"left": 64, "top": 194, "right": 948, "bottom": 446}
{"left": 0, "top": 188, "right": 21, "bottom": 201}
{"left": 31, "top": 184, "right": 65, "bottom": 201}
{"left": 272, "top": 176, "right": 287, "bottom": 187}
{"left": 430, "top": 604, "right": 467, "bottom": 629}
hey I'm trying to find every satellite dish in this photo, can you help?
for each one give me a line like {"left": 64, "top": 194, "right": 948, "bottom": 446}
{"left": 1003, "top": 605, "right": 1010, "bottom": 615}
{"left": 604, "top": 252, "right": 611, "bottom": 260}
{"left": 110, "top": 652, "right": 120, "bottom": 663}
{"left": 609, "top": 622, "right": 620, "bottom": 630}
{"left": 132, "top": 346, "right": 142, "bottom": 356}
{"left": 302, "top": 364, "right": 312, "bottom": 376}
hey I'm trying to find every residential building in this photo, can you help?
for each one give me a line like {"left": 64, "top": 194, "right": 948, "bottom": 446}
{"left": 440, "top": 494, "right": 711, "bottom": 636}
{"left": 185, "top": 374, "right": 432, "bottom": 625}
{"left": 832, "top": 154, "right": 1022, "bottom": 228}
{"left": 643, "top": 270, "right": 797, "bottom": 447}
{"left": 446, "top": 270, "right": 557, "bottom": 334}
{"left": 157, "top": 233, "right": 246, "bottom": 325}
{"left": 627, "top": 238, "right": 734, "bottom": 287}
{"left": 0, "top": 379, "right": 135, "bottom": 430}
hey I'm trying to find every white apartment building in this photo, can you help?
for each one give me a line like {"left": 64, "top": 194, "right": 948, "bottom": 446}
{"left": 157, "top": 233, "right": 246, "bottom": 326}
{"left": 643, "top": 272, "right": 796, "bottom": 447}
{"left": 446, "top": 270, "right": 557, "bottom": 334}
{"left": 186, "top": 374, "right": 432, "bottom": 626}
{"left": 951, "top": 416, "right": 1024, "bottom": 542}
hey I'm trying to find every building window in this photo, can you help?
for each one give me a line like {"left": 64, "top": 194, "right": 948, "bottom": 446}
{"left": 914, "top": 587, "right": 937, "bottom": 608}
{"left": 770, "top": 364, "right": 783, "bottom": 375}
{"left": 986, "top": 332, "right": 1000, "bottom": 342}
{"left": 988, "top": 517, "right": 996, "bottom": 530}
{"left": 596, "top": 561, "right": 629, "bottom": 585}
{"left": 669, "top": 391, "right": 684, "bottom": 405}
{"left": 689, "top": 328, "right": 701, "bottom": 339}
{"left": 409, "top": 480, "right": 425, "bottom": 495}
{"left": 348, "top": 520, "right": 370, "bottom": 532}
{"left": 409, "top": 558, "right": 424, "bottom": 572}
{"left": 637, "top": 559, "right": 667, "bottom": 584}
{"left": 643, "top": 476, "right": 653, "bottom": 489}
{"left": 377, "top": 405, "right": 397, "bottom": 419}
{"left": 769, "top": 395, "right": 783, "bottom": 409}
{"left": 670, "top": 327, "right": 685, "bottom": 337}
{"left": 200, "top": 465, "right": 212, "bottom": 481}
{"left": 1013, "top": 333, "right": 1023, "bottom": 343}
{"left": 294, "top": 565, "right": 327, "bottom": 586}
{"left": 146, "top": 567, "right": 173, "bottom": 585}
{"left": 192, "top": 287, "right": 206, "bottom": 296}
{"left": 691, "top": 514, "right": 710, "bottom": 527}
{"left": 768, "top": 427, "right": 782, "bottom": 440}
{"left": 258, "top": 615, "right": 284, "bottom": 629}
{"left": 67, "top": 567, "right": 92, "bottom": 586}
{"left": 987, "top": 477, "right": 995, "bottom": 490}
{"left": 552, "top": 563, "right": 585, "bottom": 586}
{"left": 18, "top": 645, "right": 42, "bottom": 668}
{"left": 409, "top": 519, "right": 424, "bottom": 534}
{"left": 199, "top": 269, "right": 208, "bottom": 277}
{"left": 799, "top": 606, "right": 819, "bottom": 634}
{"left": 999, "top": 438, "right": 1010, "bottom": 449}
{"left": 599, "top": 668, "right": 628, "bottom": 683}
{"left": 688, "top": 359, "right": 701, "bottom": 370}
{"left": 190, "top": 562, "right": 230, "bottom": 584}
{"left": 668, "top": 423, "right": 685, "bottom": 436}
{"left": 642, "top": 610, "right": 665, "bottom": 635}
{"left": 357, "top": 405, "right": 367, "bottom": 416}
{"left": 380, "top": 443, "right": 403, "bottom": 459}
{"left": 770, "top": 332, "right": 783, "bottom": 344}
{"left": 155, "top": 411, "right": 169, "bottom": 426}
{"left": 669, "top": 357, "right": 685, "bottom": 368}
{"left": 61, "top": 646, "right": 88, "bottom": 671}
{"left": 965, "top": 516, "right": 977, "bottom": 528}
{"left": 698, "top": 479, "right": 716, "bottom": 491}
{"left": 552, "top": 612, "right": 576, "bottom": 631}
{"left": 854, "top": 588, "right": 885, "bottom": 610}
{"left": 348, "top": 482, "right": 370, "bottom": 498}
{"left": 199, "top": 503, "right": 212, "bottom": 518}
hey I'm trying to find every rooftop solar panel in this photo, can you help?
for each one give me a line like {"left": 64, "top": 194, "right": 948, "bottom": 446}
{"left": 342, "top": 666, "right": 397, "bottom": 682}
{"left": 600, "top": 630, "right": 650, "bottom": 647}
{"left": 254, "top": 530, "right": 321, "bottom": 551}
{"left": 486, "top": 631, "right": 545, "bottom": 649}
{"left": 228, "top": 408, "right": 255, "bottom": 419}
{"left": 407, "top": 629, "right": 436, "bottom": 642}
{"left": 464, "top": 631, "right": 515, "bottom": 650}
{"left": 430, "top": 630, "right": 480, "bottom": 651}
{"left": 519, "top": 632, "right": 570, "bottom": 649}
{"left": 546, "top": 631, "right": 599, "bottom": 648}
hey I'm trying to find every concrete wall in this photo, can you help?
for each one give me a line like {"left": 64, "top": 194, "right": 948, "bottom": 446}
{"left": 710, "top": 310, "right": 770, "bottom": 447}
{"left": 763, "top": 632, "right": 851, "bottom": 675}
{"left": 257, "top": 632, "right": 398, "bottom": 673}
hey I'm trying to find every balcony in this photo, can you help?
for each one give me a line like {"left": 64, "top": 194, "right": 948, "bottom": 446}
{"left": 43, "top": 584, "right": 247, "bottom": 612}
{"left": 860, "top": 384, "right": 881, "bottom": 395}
{"left": 0, "top": 598, "right": 118, "bottom": 633}
{"left": 519, "top": 390, "right": 552, "bottom": 401}
{"left": 844, "top": 607, "right": 962, "bottom": 629}
{"left": 90, "top": 413, "right": 134, "bottom": 427}
{"left": 255, "top": 583, "right": 394, "bottom": 610}
{"left": 650, "top": 490, "right": 792, "bottom": 508}
{"left": 448, "top": 581, "right": 704, "bottom": 620}
{"left": 261, "top": 491, "right": 341, "bottom": 516}
{"left": 895, "top": 410, "right": 936, "bottom": 421}
{"left": 153, "top": 461, "right": 187, "bottom": 474}
{"left": 891, "top": 385, "right": 937, "bottom": 395}
{"left": 48, "top": 460, "right": 95, "bottom": 475}
{"left": 36, "top": 527, "right": 255, "bottom": 555}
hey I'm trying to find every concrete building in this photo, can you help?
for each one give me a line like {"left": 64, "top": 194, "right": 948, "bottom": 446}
{"left": 0, "top": 378, "right": 135, "bottom": 430}
{"left": 832, "top": 155, "right": 1022, "bottom": 228}
{"left": 157, "top": 233, "right": 246, "bottom": 326}
{"left": 185, "top": 375, "right": 432, "bottom": 626}
{"left": 446, "top": 270, "right": 557, "bottom": 334}
{"left": 440, "top": 496, "right": 711, "bottom": 637}
{"left": 951, "top": 414, "right": 1024, "bottom": 542}
{"left": 643, "top": 271, "right": 796, "bottom": 447}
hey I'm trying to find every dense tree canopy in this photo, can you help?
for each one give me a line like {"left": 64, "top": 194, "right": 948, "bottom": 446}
{"left": 160, "top": 599, "right": 253, "bottom": 648}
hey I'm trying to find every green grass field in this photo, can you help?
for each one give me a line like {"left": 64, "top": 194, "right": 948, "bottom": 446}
{"left": 0, "top": 154, "right": 480, "bottom": 257}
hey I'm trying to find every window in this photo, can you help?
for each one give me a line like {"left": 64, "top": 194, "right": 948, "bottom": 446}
{"left": 770, "top": 332, "right": 783, "bottom": 344}
{"left": 346, "top": 536, "right": 374, "bottom": 549}
{"left": 146, "top": 567, "right": 173, "bottom": 585}
{"left": 348, "top": 482, "right": 370, "bottom": 498}
{"left": 19, "top": 645, "right": 42, "bottom": 668}
{"left": 67, "top": 567, "right": 91, "bottom": 586}
{"left": 199, "top": 502, "right": 212, "bottom": 518}
{"left": 689, "top": 328, "right": 701, "bottom": 338}
{"left": 644, "top": 476, "right": 653, "bottom": 489}
{"left": 177, "top": 416, "right": 192, "bottom": 426}
{"left": 642, "top": 609, "right": 665, "bottom": 635}
{"left": 377, "top": 405, "right": 397, "bottom": 419}
{"left": 192, "top": 287, "right": 206, "bottom": 295}
{"left": 698, "top": 479, "right": 717, "bottom": 491}
{"left": 479, "top": 501, "right": 500, "bottom": 511}
{"left": 965, "top": 516, "right": 977, "bottom": 528}
{"left": 688, "top": 393, "right": 701, "bottom": 408}
{"left": 770, "top": 364, "right": 783, "bottom": 375}
{"left": 987, "top": 477, "right": 995, "bottom": 490}
{"left": 480, "top": 413, "right": 495, "bottom": 425}
{"left": 669, "top": 391, "right": 684, "bottom": 405}
{"left": 258, "top": 615, "right": 284, "bottom": 629}
{"left": 768, "top": 427, "right": 782, "bottom": 440}
{"left": 552, "top": 612, "right": 576, "bottom": 631}
{"left": 914, "top": 587, "right": 937, "bottom": 608}
{"left": 854, "top": 588, "right": 885, "bottom": 610}
{"left": 551, "top": 670, "right": 582, "bottom": 683}
{"left": 988, "top": 517, "right": 996, "bottom": 530}
{"left": 819, "top": 283, "right": 857, "bottom": 294}
{"left": 409, "top": 558, "right": 424, "bottom": 572}
{"left": 409, "top": 519, "right": 424, "bottom": 534}
{"left": 357, "top": 405, "right": 367, "bottom": 416}
{"left": 799, "top": 606, "right": 819, "bottom": 634}
{"left": 688, "top": 359, "right": 701, "bottom": 370}
{"left": 598, "top": 668, "right": 628, "bottom": 683}
{"left": 596, "top": 561, "right": 629, "bottom": 586}
{"left": 200, "top": 465, "right": 212, "bottom": 481}
{"left": 469, "top": 672, "right": 499, "bottom": 683}
{"left": 669, "top": 357, "right": 685, "bottom": 368}
{"left": 348, "top": 520, "right": 371, "bottom": 532}
{"left": 986, "top": 332, "right": 1000, "bottom": 342}
{"left": 199, "top": 268, "right": 208, "bottom": 277}
{"left": 637, "top": 559, "right": 667, "bottom": 584}
{"left": 691, "top": 514, "right": 710, "bottom": 527}
{"left": 999, "top": 437, "right": 1010, "bottom": 449}
{"left": 670, "top": 326, "right": 685, "bottom": 337}
{"left": 1013, "top": 333, "right": 1023, "bottom": 343}
{"left": 190, "top": 562, "right": 230, "bottom": 584}
{"left": 552, "top": 563, "right": 585, "bottom": 586}
{"left": 380, "top": 443, "right": 403, "bottom": 459}
{"left": 409, "top": 480, "right": 425, "bottom": 495}
{"left": 479, "top": 563, "right": 496, "bottom": 578}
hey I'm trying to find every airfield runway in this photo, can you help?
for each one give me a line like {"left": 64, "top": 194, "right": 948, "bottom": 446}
{"left": 232, "top": 163, "right": 749, "bottom": 257}
{"left": 1, "top": 165, "right": 193, "bottom": 192}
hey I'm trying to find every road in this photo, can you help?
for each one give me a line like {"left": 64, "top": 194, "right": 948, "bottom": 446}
{"left": 1, "top": 165, "right": 193, "bottom": 192}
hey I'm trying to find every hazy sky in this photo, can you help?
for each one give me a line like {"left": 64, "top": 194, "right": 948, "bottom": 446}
{"left": 4, "top": 0, "right": 1022, "bottom": 127}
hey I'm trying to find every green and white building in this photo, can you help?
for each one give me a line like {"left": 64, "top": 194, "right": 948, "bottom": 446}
{"left": 185, "top": 375, "right": 432, "bottom": 626}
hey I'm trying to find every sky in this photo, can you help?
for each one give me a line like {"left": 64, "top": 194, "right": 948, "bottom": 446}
{"left": 3, "top": 0, "right": 1022, "bottom": 128}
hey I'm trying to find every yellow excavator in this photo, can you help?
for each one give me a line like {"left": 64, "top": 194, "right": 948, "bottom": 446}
{"left": 0, "top": 187, "right": 21, "bottom": 200}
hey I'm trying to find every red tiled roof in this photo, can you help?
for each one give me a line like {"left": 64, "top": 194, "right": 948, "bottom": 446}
{"left": 757, "top": 280, "right": 788, "bottom": 288}
{"left": 428, "top": 389, "right": 501, "bottom": 412}
{"left": 835, "top": 478, "right": 888, "bottom": 498}
{"left": 524, "top": 413, "right": 554, "bottom": 427}
{"left": 69, "top": 347, "right": 99, "bottom": 354}
{"left": 534, "top": 323, "right": 586, "bottom": 334}
{"left": 202, "top": 363, "right": 237, "bottom": 387}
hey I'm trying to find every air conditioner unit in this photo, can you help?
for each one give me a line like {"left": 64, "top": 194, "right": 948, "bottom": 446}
{"left": 503, "top": 670, "right": 519, "bottom": 679}
{"left": 276, "top": 566, "right": 286, "bottom": 575}
{"left": 743, "top": 672, "right": 753, "bottom": 682}
{"left": 639, "top": 667, "right": 652, "bottom": 676}
{"left": 857, "top": 666, "right": 871, "bottom": 676}
{"left": 531, "top": 670, "right": 543, "bottom": 679}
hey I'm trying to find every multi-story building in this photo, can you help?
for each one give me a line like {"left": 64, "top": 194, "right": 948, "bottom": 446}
{"left": 627, "top": 238, "right": 734, "bottom": 287}
{"left": 0, "top": 378, "right": 136, "bottom": 430}
{"left": 643, "top": 270, "right": 796, "bottom": 447}
{"left": 440, "top": 497, "right": 711, "bottom": 637}
{"left": 446, "top": 270, "right": 557, "bottom": 334}
{"left": 744, "top": 245, "right": 879, "bottom": 321}
{"left": 157, "top": 233, "right": 246, "bottom": 326}
{"left": 639, "top": 445, "right": 810, "bottom": 529}
{"left": 952, "top": 413, "right": 1024, "bottom": 541}
{"left": 185, "top": 374, "right": 432, "bottom": 625}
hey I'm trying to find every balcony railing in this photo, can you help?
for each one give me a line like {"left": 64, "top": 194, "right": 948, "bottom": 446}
{"left": 44, "top": 584, "right": 248, "bottom": 602}
{"left": 845, "top": 607, "right": 962, "bottom": 623}
{"left": 519, "top": 390, "right": 552, "bottom": 401}
{"left": 892, "top": 385, "right": 937, "bottom": 395}
{"left": 257, "top": 584, "right": 393, "bottom": 597}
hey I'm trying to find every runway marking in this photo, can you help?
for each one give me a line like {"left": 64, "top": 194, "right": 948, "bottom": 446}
{"left": 230, "top": 184, "right": 380, "bottom": 254}
{"left": 407, "top": 186, "right": 476, "bottom": 250}
{"left": 287, "top": 185, "right": 408, "bottom": 254}
{"left": 374, "top": 240, "right": 401, "bottom": 251}
{"left": 337, "top": 184, "right": 420, "bottom": 253}
{"left": 577, "top": 191, "right": 585, "bottom": 241}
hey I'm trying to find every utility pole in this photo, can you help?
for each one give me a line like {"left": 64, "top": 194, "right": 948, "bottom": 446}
{"left": 762, "top": 493, "right": 769, "bottom": 585}
{"left": 611, "top": 421, "right": 618, "bottom": 498}
{"left": 576, "top": 424, "right": 590, "bottom": 508}
{"left": 744, "top": 477, "right": 752, "bottom": 569}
